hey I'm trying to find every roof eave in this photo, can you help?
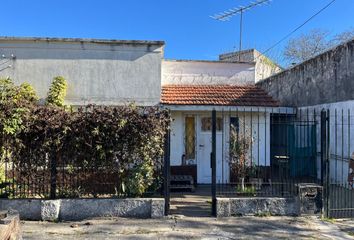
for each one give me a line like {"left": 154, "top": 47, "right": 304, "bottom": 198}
{"left": 0, "top": 36, "right": 165, "bottom": 46}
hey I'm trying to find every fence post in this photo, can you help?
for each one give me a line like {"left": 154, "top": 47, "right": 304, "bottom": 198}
{"left": 211, "top": 109, "right": 217, "bottom": 217}
{"left": 50, "top": 152, "right": 57, "bottom": 199}
{"left": 163, "top": 128, "right": 171, "bottom": 216}
{"left": 325, "top": 109, "right": 330, "bottom": 218}
{"left": 320, "top": 109, "right": 330, "bottom": 218}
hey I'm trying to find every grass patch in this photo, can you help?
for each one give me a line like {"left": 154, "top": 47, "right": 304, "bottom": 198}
{"left": 254, "top": 212, "right": 272, "bottom": 217}
{"left": 321, "top": 217, "right": 336, "bottom": 223}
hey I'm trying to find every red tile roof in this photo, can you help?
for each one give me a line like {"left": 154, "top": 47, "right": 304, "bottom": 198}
{"left": 161, "top": 85, "right": 279, "bottom": 107}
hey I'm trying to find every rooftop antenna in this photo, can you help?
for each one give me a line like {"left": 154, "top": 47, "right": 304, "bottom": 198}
{"left": 211, "top": 0, "right": 272, "bottom": 61}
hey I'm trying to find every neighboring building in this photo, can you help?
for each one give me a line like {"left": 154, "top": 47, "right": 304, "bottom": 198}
{"left": 0, "top": 37, "right": 165, "bottom": 106}
{"left": 219, "top": 49, "right": 282, "bottom": 82}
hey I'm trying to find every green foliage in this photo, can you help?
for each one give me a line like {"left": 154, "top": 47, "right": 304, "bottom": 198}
{"left": 121, "top": 161, "right": 155, "bottom": 197}
{"left": 254, "top": 211, "right": 272, "bottom": 217}
{"left": 235, "top": 185, "right": 256, "bottom": 195}
{"left": 321, "top": 217, "right": 336, "bottom": 223}
{"left": 7, "top": 105, "right": 170, "bottom": 198}
{"left": 19, "top": 82, "right": 39, "bottom": 102}
{"left": 0, "top": 76, "right": 170, "bottom": 198}
{"left": 0, "top": 78, "right": 37, "bottom": 136}
{"left": 46, "top": 76, "right": 67, "bottom": 107}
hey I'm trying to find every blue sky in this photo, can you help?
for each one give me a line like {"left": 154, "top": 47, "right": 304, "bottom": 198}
{"left": 1, "top": 0, "right": 353, "bottom": 64}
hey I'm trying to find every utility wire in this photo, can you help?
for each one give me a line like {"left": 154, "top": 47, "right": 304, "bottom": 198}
{"left": 254, "top": 0, "right": 337, "bottom": 62}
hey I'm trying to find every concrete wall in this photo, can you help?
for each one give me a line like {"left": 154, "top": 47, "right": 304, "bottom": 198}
{"left": 217, "top": 197, "right": 300, "bottom": 217}
{"left": 0, "top": 37, "right": 164, "bottom": 106}
{"left": 162, "top": 60, "right": 255, "bottom": 85}
{"left": 256, "top": 39, "right": 354, "bottom": 107}
{"left": 219, "top": 49, "right": 282, "bottom": 82}
{"left": 0, "top": 198, "right": 165, "bottom": 221}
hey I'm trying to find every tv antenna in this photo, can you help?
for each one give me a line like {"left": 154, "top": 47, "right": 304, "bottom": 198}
{"left": 211, "top": 0, "right": 272, "bottom": 61}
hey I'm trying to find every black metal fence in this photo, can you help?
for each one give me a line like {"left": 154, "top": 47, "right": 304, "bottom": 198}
{"left": 0, "top": 149, "right": 165, "bottom": 199}
{"left": 0, "top": 105, "right": 169, "bottom": 199}
{"left": 320, "top": 109, "right": 354, "bottom": 218}
{"left": 215, "top": 107, "right": 319, "bottom": 198}
{"left": 213, "top": 107, "right": 353, "bottom": 218}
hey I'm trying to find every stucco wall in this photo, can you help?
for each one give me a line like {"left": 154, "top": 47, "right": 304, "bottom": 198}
{"left": 162, "top": 60, "right": 255, "bottom": 85}
{"left": 256, "top": 39, "right": 354, "bottom": 107}
{"left": 0, "top": 38, "right": 164, "bottom": 106}
{"left": 219, "top": 49, "right": 282, "bottom": 82}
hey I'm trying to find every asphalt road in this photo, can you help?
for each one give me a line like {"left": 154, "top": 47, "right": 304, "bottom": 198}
{"left": 22, "top": 216, "right": 353, "bottom": 240}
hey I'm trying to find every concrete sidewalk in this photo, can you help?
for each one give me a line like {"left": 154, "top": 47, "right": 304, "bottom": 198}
{"left": 21, "top": 216, "right": 354, "bottom": 240}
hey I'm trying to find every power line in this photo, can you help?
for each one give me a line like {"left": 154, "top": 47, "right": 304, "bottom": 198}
{"left": 255, "top": 0, "right": 337, "bottom": 62}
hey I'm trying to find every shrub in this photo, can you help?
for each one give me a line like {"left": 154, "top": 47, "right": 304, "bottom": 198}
{"left": 9, "top": 105, "right": 170, "bottom": 198}
{"left": 0, "top": 77, "right": 170, "bottom": 198}
{"left": 0, "top": 78, "right": 37, "bottom": 136}
{"left": 45, "top": 76, "right": 67, "bottom": 107}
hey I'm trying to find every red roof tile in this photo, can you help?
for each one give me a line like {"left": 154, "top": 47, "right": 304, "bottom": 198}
{"left": 161, "top": 85, "right": 279, "bottom": 107}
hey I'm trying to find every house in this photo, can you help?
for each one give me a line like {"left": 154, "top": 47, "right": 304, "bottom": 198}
{"left": 0, "top": 36, "right": 295, "bottom": 185}
{"left": 161, "top": 59, "right": 293, "bottom": 185}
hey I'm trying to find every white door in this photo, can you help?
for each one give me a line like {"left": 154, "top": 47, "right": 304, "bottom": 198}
{"left": 197, "top": 116, "right": 224, "bottom": 184}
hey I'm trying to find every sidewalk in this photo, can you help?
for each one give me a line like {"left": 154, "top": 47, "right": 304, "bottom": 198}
{"left": 22, "top": 216, "right": 354, "bottom": 240}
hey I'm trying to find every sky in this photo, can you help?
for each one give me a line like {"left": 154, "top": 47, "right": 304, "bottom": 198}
{"left": 1, "top": 0, "right": 353, "bottom": 65}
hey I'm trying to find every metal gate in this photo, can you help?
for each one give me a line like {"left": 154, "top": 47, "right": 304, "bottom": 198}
{"left": 322, "top": 109, "right": 354, "bottom": 218}
{"left": 164, "top": 108, "right": 354, "bottom": 218}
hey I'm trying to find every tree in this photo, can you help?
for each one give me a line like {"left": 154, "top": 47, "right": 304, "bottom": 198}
{"left": 332, "top": 28, "right": 354, "bottom": 45}
{"left": 283, "top": 28, "right": 354, "bottom": 65}
{"left": 284, "top": 29, "right": 330, "bottom": 64}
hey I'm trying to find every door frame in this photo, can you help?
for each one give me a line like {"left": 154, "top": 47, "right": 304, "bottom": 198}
{"left": 196, "top": 114, "right": 228, "bottom": 184}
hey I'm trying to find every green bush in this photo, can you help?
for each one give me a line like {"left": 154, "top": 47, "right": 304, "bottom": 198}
{"left": 0, "top": 77, "right": 170, "bottom": 198}
{"left": 45, "top": 76, "right": 67, "bottom": 107}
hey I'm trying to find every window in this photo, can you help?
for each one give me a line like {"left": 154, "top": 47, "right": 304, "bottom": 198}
{"left": 230, "top": 117, "right": 239, "bottom": 133}
{"left": 201, "top": 117, "right": 223, "bottom": 131}
{"left": 185, "top": 117, "right": 195, "bottom": 160}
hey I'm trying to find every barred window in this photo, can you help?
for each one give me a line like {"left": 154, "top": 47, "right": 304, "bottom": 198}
{"left": 201, "top": 117, "right": 223, "bottom": 131}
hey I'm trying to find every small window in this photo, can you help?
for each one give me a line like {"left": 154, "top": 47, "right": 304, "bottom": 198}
{"left": 201, "top": 117, "right": 223, "bottom": 131}
{"left": 230, "top": 117, "right": 239, "bottom": 133}
{"left": 185, "top": 117, "right": 195, "bottom": 160}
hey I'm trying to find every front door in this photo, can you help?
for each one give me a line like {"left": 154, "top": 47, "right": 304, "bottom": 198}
{"left": 197, "top": 116, "right": 224, "bottom": 184}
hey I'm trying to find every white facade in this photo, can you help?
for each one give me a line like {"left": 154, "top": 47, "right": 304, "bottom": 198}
{"left": 162, "top": 60, "right": 255, "bottom": 85}
{"left": 300, "top": 100, "right": 354, "bottom": 186}
{"left": 0, "top": 37, "right": 164, "bottom": 106}
{"left": 219, "top": 49, "right": 282, "bottom": 82}
{"left": 169, "top": 107, "right": 277, "bottom": 184}
{"left": 162, "top": 60, "right": 285, "bottom": 184}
